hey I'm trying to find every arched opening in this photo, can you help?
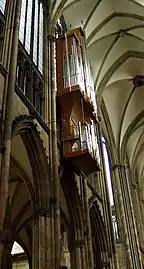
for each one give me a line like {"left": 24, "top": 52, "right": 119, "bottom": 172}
{"left": 0, "top": 115, "right": 50, "bottom": 269}
{"left": 60, "top": 167, "right": 85, "bottom": 269}
{"left": 90, "top": 200, "right": 109, "bottom": 269}
{"left": 11, "top": 242, "right": 29, "bottom": 269}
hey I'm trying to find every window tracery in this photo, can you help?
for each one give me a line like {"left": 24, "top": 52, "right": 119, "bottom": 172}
{"left": 16, "top": 0, "right": 44, "bottom": 116}
{"left": 19, "top": 0, "right": 44, "bottom": 73}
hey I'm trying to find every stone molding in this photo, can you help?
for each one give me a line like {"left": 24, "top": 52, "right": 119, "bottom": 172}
{"left": 112, "top": 163, "right": 129, "bottom": 170}
{"left": 73, "top": 239, "right": 85, "bottom": 247}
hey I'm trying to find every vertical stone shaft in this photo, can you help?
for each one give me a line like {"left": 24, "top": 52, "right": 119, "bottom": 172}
{"left": 112, "top": 166, "right": 133, "bottom": 269}
{"left": 32, "top": 213, "right": 53, "bottom": 269}
{"left": 132, "top": 185, "right": 144, "bottom": 248}
{"left": 80, "top": 241, "right": 87, "bottom": 269}
{"left": 0, "top": 0, "right": 21, "bottom": 265}
{"left": 123, "top": 166, "right": 143, "bottom": 269}
{"left": 2, "top": 0, "right": 16, "bottom": 68}
{"left": 43, "top": 6, "right": 51, "bottom": 128}
{"left": 82, "top": 175, "right": 94, "bottom": 269}
{"left": 43, "top": 6, "right": 49, "bottom": 124}
{"left": 75, "top": 241, "right": 82, "bottom": 269}
{"left": 97, "top": 123, "right": 116, "bottom": 256}
{"left": 1, "top": 0, "right": 17, "bottom": 126}
{"left": 50, "top": 34, "right": 60, "bottom": 269}
{"left": 80, "top": 175, "right": 89, "bottom": 269}
{"left": 0, "top": 0, "right": 21, "bottom": 232}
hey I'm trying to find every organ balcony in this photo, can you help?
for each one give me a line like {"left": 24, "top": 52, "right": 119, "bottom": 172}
{"left": 56, "top": 27, "right": 100, "bottom": 175}
{"left": 62, "top": 120, "right": 100, "bottom": 175}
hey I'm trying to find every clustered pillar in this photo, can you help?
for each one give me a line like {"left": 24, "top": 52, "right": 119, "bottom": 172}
{"left": 32, "top": 210, "right": 53, "bottom": 269}
{"left": 97, "top": 122, "right": 119, "bottom": 269}
{"left": 44, "top": 11, "right": 61, "bottom": 268}
{"left": 112, "top": 164, "right": 143, "bottom": 269}
{"left": 81, "top": 175, "right": 94, "bottom": 269}
{"left": 0, "top": 0, "right": 21, "bottom": 266}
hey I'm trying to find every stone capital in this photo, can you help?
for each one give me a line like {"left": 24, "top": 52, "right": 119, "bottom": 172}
{"left": 33, "top": 198, "right": 53, "bottom": 219}
{"left": 132, "top": 183, "right": 137, "bottom": 189}
{"left": 32, "top": 209, "right": 52, "bottom": 223}
{"left": 73, "top": 239, "right": 85, "bottom": 247}
{"left": 47, "top": 34, "right": 56, "bottom": 42}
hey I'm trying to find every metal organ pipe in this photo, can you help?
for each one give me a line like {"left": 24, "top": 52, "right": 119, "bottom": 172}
{"left": 61, "top": 29, "right": 99, "bottom": 164}
{"left": 71, "top": 38, "right": 77, "bottom": 86}
{"left": 64, "top": 33, "right": 71, "bottom": 89}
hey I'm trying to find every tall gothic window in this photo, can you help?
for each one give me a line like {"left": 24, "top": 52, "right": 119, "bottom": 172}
{"left": 102, "top": 137, "right": 120, "bottom": 241}
{"left": 0, "top": 0, "right": 6, "bottom": 13}
{"left": 19, "top": 0, "right": 44, "bottom": 73}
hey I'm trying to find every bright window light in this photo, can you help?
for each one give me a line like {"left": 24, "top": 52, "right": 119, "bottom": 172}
{"left": 11, "top": 242, "right": 24, "bottom": 255}
{"left": 102, "top": 137, "right": 114, "bottom": 206}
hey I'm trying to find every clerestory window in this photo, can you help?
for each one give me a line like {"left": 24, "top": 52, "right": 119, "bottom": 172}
{"left": 102, "top": 137, "right": 120, "bottom": 241}
{"left": 19, "top": 0, "right": 44, "bottom": 73}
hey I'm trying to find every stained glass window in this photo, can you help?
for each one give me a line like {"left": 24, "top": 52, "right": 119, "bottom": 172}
{"left": 19, "top": 0, "right": 44, "bottom": 73}
{"left": 0, "top": 0, "right": 6, "bottom": 13}
{"left": 33, "top": 0, "right": 38, "bottom": 65}
{"left": 25, "top": 0, "right": 32, "bottom": 53}
{"left": 38, "top": 2, "right": 43, "bottom": 73}
{"left": 19, "top": 0, "right": 27, "bottom": 43}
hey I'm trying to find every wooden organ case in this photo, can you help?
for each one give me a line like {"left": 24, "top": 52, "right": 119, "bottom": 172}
{"left": 56, "top": 27, "right": 100, "bottom": 175}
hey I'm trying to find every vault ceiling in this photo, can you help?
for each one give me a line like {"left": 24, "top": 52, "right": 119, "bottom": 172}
{"left": 51, "top": 0, "right": 144, "bottom": 194}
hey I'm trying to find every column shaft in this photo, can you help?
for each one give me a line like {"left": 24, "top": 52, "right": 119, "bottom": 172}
{"left": 132, "top": 185, "right": 144, "bottom": 248}
{"left": 43, "top": 7, "right": 50, "bottom": 125}
{"left": 72, "top": 240, "right": 87, "bottom": 269}
{"left": 97, "top": 123, "right": 115, "bottom": 255}
{"left": 123, "top": 166, "right": 143, "bottom": 269}
{"left": 32, "top": 213, "right": 53, "bottom": 269}
{"left": 49, "top": 35, "right": 60, "bottom": 269}
{"left": 0, "top": 0, "right": 21, "bottom": 232}
{"left": 112, "top": 166, "right": 133, "bottom": 269}
{"left": 82, "top": 175, "right": 94, "bottom": 269}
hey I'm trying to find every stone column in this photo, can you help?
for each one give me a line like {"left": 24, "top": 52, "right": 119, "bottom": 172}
{"left": 139, "top": 199, "right": 144, "bottom": 227}
{"left": 97, "top": 123, "right": 116, "bottom": 257}
{"left": 32, "top": 209, "right": 53, "bottom": 269}
{"left": 0, "top": 0, "right": 21, "bottom": 259}
{"left": 1, "top": 0, "right": 17, "bottom": 68}
{"left": 48, "top": 31, "right": 60, "bottom": 269}
{"left": 131, "top": 184, "right": 144, "bottom": 249}
{"left": 43, "top": 5, "right": 50, "bottom": 125}
{"left": 71, "top": 239, "right": 86, "bottom": 269}
{"left": 82, "top": 175, "right": 94, "bottom": 269}
{"left": 112, "top": 165, "right": 133, "bottom": 269}
{"left": 0, "top": 229, "right": 13, "bottom": 269}
{"left": 122, "top": 165, "right": 143, "bottom": 269}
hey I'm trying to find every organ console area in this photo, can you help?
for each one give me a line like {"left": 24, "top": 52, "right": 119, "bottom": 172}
{"left": 56, "top": 27, "right": 100, "bottom": 175}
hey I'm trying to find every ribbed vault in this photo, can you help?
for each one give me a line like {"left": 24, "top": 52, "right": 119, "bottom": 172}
{"left": 50, "top": 0, "right": 144, "bottom": 199}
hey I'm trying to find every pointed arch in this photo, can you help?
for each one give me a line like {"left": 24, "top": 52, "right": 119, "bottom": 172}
{"left": 11, "top": 114, "right": 52, "bottom": 210}
{"left": 89, "top": 198, "right": 110, "bottom": 268}
{"left": 60, "top": 166, "right": 85, "bottom": 242}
